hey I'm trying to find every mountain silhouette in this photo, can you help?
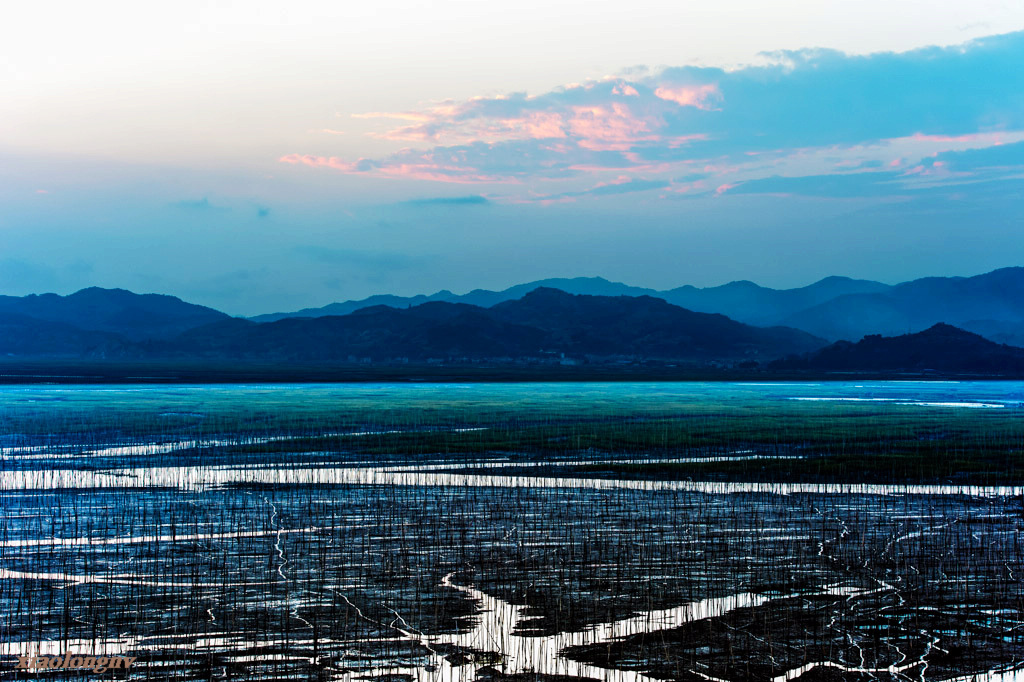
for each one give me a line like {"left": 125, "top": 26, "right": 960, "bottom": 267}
{"left": 248, "top": 267, "right": 1024, "bottom": 347}
{"left": 5, "top": 269, "right": 1024, "bottom": 373}
{"left": 772, "top": 323, "right": 1024, "bottom": 373}
{"left": 0, "top": 287, "right": 229, "bottom": 341}
{"left": 250, "top": 275, "right": 884, "bottom": 325}
{"left": 781, "top": 267, "right": 1024, "bottom": 343}
{"left": 166, "top": 289, "right": 824, "bottom": 363}
{"left": 249, "top": 277, "right": 660, "bottom": 322}
{"left": 660, "top": 276, "right": 891, "bottom": 325}
{"left": 489, "top": 288, "right": 823, "bottom": 359}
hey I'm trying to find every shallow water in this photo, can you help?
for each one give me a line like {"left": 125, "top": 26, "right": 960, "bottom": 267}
{"left": 2, "top": 381, "right": 1024, "bottom": 681}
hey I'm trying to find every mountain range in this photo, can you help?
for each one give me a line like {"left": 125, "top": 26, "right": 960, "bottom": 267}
{"left": 2, "top": 267, "right": 1024, "bottom": 373}
{"left": 149, "top": 288, "right": 825, "bottom": 363}
{"left": 250, "top": 274, "right": 890, "bottom": 326}
{"left": 251, "top": 267, "right": 1024, "bottom": 347}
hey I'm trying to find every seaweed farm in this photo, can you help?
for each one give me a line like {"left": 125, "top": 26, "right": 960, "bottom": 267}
{"left": 3, "top": 382, "right": 1024, "bottom": 681}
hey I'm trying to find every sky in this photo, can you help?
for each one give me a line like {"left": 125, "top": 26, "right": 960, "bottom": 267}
{"left": 2, "top": 1, "right": 1023, "bottom": 316}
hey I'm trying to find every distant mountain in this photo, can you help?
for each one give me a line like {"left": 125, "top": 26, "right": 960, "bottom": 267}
{"left": 0, "top": 287, "right": 230, "bottom": 341}
{"left": 459, "top": 278, "right": 660, "bottom": 308}
{"left": 659, "top": 276, "right": 892, "bottom": 325}
{"left": 781, "top": 267, "right": 1024, "bottom": 342}
{"left": 168, "top": 289, "right": 825, "bottom": 363}
{"left": 250, "top": 277, "right": 659, "bottom": 322}
{"left": 7, "top": 267, "right": 1024, "bottom": 369}
{"left": 249, "top": 268, "right": 1024, "bottom": 347}
{"left": 249, "top": 276, "right": 888, "bottom": 326}
{"left": 772, "top": 323, "right": 1024, "bottom": 374}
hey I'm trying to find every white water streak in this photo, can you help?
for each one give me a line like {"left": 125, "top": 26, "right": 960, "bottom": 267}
{"left": 0, "top": 527, "right": 316, "bottom": 548}
{"left": 3, "top": 464, "right": 1023, "bottom": 497}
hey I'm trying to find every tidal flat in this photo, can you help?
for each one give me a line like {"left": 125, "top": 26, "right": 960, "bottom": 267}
{"left": 2, "top": 382, "right": 1024, "bottom": 681}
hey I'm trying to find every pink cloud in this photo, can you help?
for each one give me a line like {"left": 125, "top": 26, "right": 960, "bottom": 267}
{"left": 654, "top": 83, "right": 722, "bottom": 110}
{"left": 352, "top": 111, "right": 434, "bottom": 122}
{"left": 280, "top": 154, "right": 363, "bottom": 172}
{"left": 279, "top": 153, "right": 507, "bottom": 184}
{"left": 490, "top": 112, "right": 567, "bottom": 140}
{"left": 665, "top": 179, "right": 708, "bottom": 195}
{"left": 364, "top": 109, "right": 568, "bottom": 145}
{"left": 612, "top": 82, "right": 639, "bottom": 97}
{"left": 567, "top": 103, "right": 659, "bottom": 151}
{"left": 369, "top": 124, "right": 442, "bottom": 143}
{"left": 907, "top": 132, "right": 991, "bottom": 143}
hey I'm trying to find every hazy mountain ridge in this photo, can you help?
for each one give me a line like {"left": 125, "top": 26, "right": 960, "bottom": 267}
{"left": 250, "top": 277, "right": 660, "bottom": 322}
{"left": 250, "top": 268, "right": 1024, "bottom": 348}
{"left": 781, "top": 267, "right": 1024, "bottom": 343}
{"left": 659, "top": 275, "right": 893, "bottom": 325}
{"left": 250, "top": 275, "right": 885, "bottom": 325}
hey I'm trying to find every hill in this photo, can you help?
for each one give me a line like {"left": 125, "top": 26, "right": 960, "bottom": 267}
{"left": 0, "top": 287, "right": 229, "bottom": 340}
{"left": 165, "top": 289, "right": 825, "bottom": 363}
{"left": 660, "top": 276, "right": 891, "bottom": 325}
{"left": 782, "top": 267, "right": 1024, "bottom": 342}
{"left": 249, "top": 277, "right": 660, "bottom": 322}
{"left": 489, "top": 288, "right": 824, "bottom": 360}
{"left": 248, "top": 268, "right": 1024, "bottom": 347}
{"left": 771, "top": 323, "right": 1024, "bottom": 374}
{"left": 250, "top": 276, "right": 886, "bottom": 325}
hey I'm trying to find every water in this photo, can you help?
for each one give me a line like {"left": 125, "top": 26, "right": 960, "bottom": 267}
{"left": 1, "top": 381, "right": 1024, "bottom": 681}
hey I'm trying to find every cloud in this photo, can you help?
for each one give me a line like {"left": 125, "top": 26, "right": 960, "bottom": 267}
{"left": 525, "top": 177, "right": 670, "bottom": 203}
{"left": 282, "top": 31, "right": 1024, "bottom": 200}
{"left": 173, "top": 197, "right": 229, "bottom": 212}
{"left": 729, "top": 172, "right": 908, "bottom": 198}
{"left": 0, "top": 258, "right": 96, "bottom": 295}
{"left": 729, "top": 140, "right": 1024, "bottom": 199}
{"left": 402, "top": 195, "right": 490, "bottom": 206}
{"left": 653, "top": 83, "right": 722, "bottom": 110}
{"left": 933, "top": 139, "right": 1024, "bottom": 171}
{"left": 292, "top": 245, "right": 423, "bottom": 269}
{"left": 0, "top": 258, "right": 59, "bottom": 293}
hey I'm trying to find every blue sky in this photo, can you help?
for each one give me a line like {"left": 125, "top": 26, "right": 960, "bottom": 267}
{"left": 2, "top": 1, "right": 1023, "bottom": 315}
